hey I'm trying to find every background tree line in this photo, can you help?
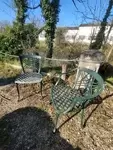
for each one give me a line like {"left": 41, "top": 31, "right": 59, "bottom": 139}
{"left": 0, "top": 0, "right": 60, "bottom": 58}
{"left": 1, "top": 0, "right": 113, "bottom": 59}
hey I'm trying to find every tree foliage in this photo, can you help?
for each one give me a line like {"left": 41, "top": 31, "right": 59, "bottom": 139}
{"left": 12, "top": 0, "right": 29, "bottom": 54}
{"left": 0, "top": 0, "right": 30, "bottom": 55}
{"left": 0, "top": 23, "right": 39, "bottom": 55}
{"left": 0, "top": 0, "right": 29, "bottom": 55}
{"left": 0, "top": 25, "right": 23, "bottom": 55}
{"left": 0, "top": 0, "right": 46, "bottom": 55}
{"left": 40, "top": 0, "right": 60, "bottom": 58}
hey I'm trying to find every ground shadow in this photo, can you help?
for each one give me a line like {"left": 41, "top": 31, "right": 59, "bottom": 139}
{"left": 0, "top": 107, "right": 81, "bottom": 150}
{"left": 99, "top": 62, "right": 113, "bottom": 80}
{"left": 57, "top": 95, "right": 105, "bottom": 130}
{"left": 82, "top": 93, "right": 113, "bottom": 127}
{"left": 42, "top": 66, "right": 61, "bottom": 74}
{"left": 0, "top": 77, "right": 16, "bottom": 86}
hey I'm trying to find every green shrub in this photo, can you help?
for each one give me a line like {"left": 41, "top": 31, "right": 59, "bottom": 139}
{"left": 53, "top": 42, "right": 88, "bottom": 59}
{"left": 0, "top": 23, "right": 39, "bottom": 55}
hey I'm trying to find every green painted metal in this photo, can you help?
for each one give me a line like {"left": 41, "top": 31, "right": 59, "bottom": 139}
{"left": 15, "top": 53, "right": 43, "bottom": 101}
{"left": 50, "top": 68, "right": 104, "bottom": 131}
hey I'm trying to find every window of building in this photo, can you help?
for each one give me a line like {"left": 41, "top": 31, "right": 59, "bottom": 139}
{"left": 88, "top": 35, "right": 96, "bottom": 40}
{"left": 39, "top": 32, "right": 45, "bottom": 38}
{"left": 109, "top": 36, "right": 113, "bottom": 41}
{"left": 78, "top": 35, "right": 85, "bottom": 40}
{"left": 66, "top": 35, "right": 72, "bottom": 40}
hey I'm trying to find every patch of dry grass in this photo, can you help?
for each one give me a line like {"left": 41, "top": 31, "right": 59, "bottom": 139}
{"left": 0, "top": 60, "right": 21, "bottom": 78}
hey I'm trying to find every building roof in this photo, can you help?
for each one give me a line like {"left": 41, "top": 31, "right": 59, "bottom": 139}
{"left": 79, "top": 23, "right": 101, "bottom": 27}
{"left": 57, "top": 27, "right": 79, "bottom": 30}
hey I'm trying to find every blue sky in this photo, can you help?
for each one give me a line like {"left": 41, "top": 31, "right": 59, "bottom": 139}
{"left": 0, "top": 0, "right": 111, "bottom": 27}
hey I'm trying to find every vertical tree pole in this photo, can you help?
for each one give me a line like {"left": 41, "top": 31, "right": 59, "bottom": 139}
{"left": 13, "top": 0, "right": 28, "bottom": 53}
{"left": 14, "top": 0, "right": 28, "bottom": 27}
{"left": 90, "top": 0, "right": 113, "bottom": 49}
{"left": 41, "top": 0, "right": 60, "bottom": 58}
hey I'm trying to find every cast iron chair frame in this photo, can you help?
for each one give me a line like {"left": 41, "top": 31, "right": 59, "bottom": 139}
{"left": 50, "top": 68, "right": 104, "bottom": 132}
{"left": 15, "top": 54, "right": 43, "bottom": 101}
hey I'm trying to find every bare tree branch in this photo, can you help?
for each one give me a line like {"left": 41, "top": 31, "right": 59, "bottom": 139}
{"left": 104, "top": 20, "right": 113, "bottom": 44}
{"left": 27, "top": 4, "right": 41, "bottom": 9}
{"left": 2, "top": 0, "right": 16, "bottom": 12}
{"left": 72, "top": 0, "right": 108, "bottom": 25}
{"left": 72, "top": 0, "right": 78, "bottom": 10}
{"left": 75, "top": 10, "right": 102, "bottom": 22}
{"left": 86, "top": 0, "right": 96, "bottom": 20}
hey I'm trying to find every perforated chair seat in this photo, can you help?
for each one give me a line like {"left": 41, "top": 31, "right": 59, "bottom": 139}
{"left": 51, "top": 68, "right": 104, "bottom": 132}
{"left": 15, "top": 54, "right": 43, "bottom": 101}
{"left": 51, "top": 84, "right": 81, "bottom": 114}
{"left": 15, "top": 72, "right": 42, "bottom": 84}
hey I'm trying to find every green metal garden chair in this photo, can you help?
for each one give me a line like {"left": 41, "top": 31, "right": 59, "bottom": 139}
{"left": 51, "top": 68, "right": 104, "bottom": 132}
{"left": 15, "top": 53, "right": 43, "bottom": 101}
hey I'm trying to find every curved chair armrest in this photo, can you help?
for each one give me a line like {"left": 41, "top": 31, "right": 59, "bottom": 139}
{"left": 40, "top": 72, "right": 47, "bottom": 77}
{"left": 54, "top": 68, "right": 78, "bottom": 85}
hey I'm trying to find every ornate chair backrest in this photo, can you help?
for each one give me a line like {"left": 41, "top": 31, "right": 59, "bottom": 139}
{"left": 19, "top": 54, "right": 41, "bottom": 73}
{"left": 51, "top": 68, "right": 104, "bottom": 115}
{"left": 75, "top": 50, "right": 105, "bottom": 90}
{"left": 51, "top": 68, "right": 104, "bottom": 131}
{"left": 73, "top": 68, "right": 104, "bottom": 106}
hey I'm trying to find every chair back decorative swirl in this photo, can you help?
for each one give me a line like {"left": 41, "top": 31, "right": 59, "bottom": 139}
{"left": 51, "top": 68, "right": 104, "bottom": 114}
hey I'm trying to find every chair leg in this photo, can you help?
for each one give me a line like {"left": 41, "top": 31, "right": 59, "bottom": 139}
{"left": 40, "top": 81, "right": 43, "bottom": 97}
{"left": 16, "top": 83, "right": 20, "bottom": 101}
{"left": 49, "top": 98, "right": 52, "bottom": 105}
{"left": 81, "top": 108, "right": 85, "bottom": 128}
{"left": 53, "top": 113, "right": 60, "bottom": 133}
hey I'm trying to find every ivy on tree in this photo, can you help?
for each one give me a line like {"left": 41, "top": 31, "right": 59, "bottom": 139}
{"left": 41, "top": 0, "right": 60, "bottom": 58}
{"left": 14, "top": 0, "right": 28, "bottom": 27}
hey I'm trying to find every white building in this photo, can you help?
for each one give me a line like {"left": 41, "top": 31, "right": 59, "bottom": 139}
{"left": 39, "top": 30, "right": 45, "bottom": 41}
{"left": 38, "top": 24, "right": 113, "bottom": 44}
{"left": 64, "top": 27, "right": 79, "bottom": 43}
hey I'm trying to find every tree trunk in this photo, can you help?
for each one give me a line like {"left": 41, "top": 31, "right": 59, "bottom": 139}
{"left": 104, "top": 22, "right": 113, "bottom": 44}
{"left": 89, "top": 0, "right": 113, "bottom": 49}
{"left": 46, "top": 25, "right": 54, "bottom": 58}
{"left": 106, "top": 46, "right": 113, "bottom": 61}
{"left": 46, "top": 42, "right": 53, "bottom": 58}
